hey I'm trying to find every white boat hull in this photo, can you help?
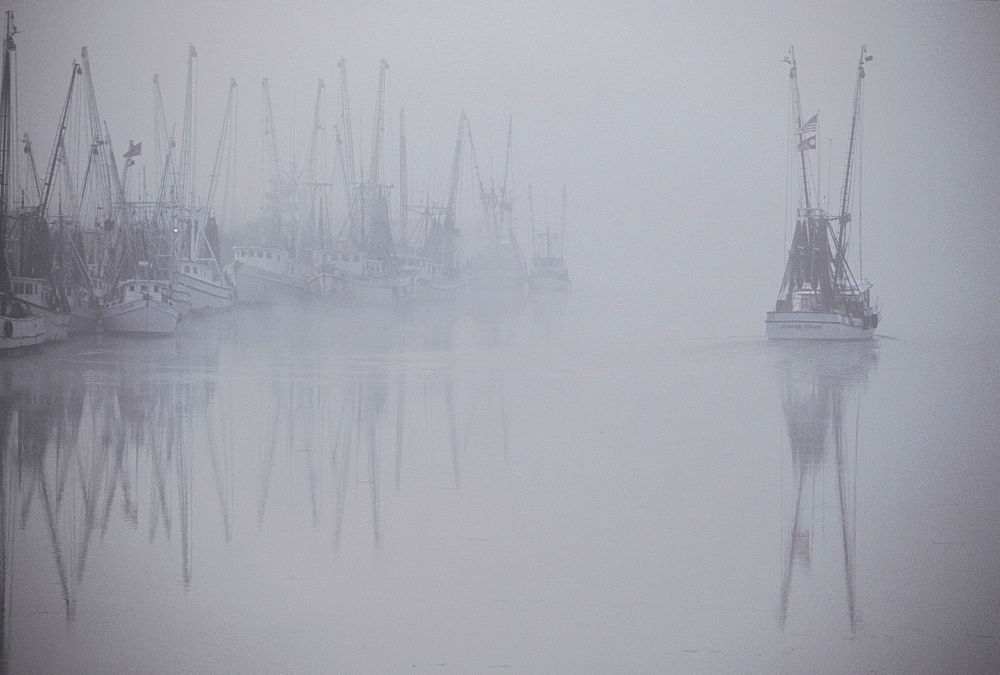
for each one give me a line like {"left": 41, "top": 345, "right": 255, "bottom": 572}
{"left": 766, "top": 311, "right": 876, "bottom": 340}
{"left": 0, "top": 313, "right": 47, "bottom": 350}
{"left": 233, "top": 262, "right": 311, "bottom": 304}
{"left": 176, "top": 268, "right": 234, "bottom": 311}
{"left": 413, "top": 275, "right": 469, "bottom": 301}
{"left": 9, "top": 278, "right": 70, "bottom": 341}
{"left": 101, "top": 297, "right": 180, "bottom": 335}
{"left": 335, "top": 274, "right": 415, "bottom": 306}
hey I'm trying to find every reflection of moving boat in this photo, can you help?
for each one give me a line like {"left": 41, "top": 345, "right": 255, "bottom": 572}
{"left": 774, "top": 341, "right": 877, "bottom": 632}
{"left": 766, "top": 47, "right": 880, "bottom": 340}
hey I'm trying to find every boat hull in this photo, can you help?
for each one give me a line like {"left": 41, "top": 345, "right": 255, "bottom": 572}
{"left": 413, "top": 275, "right": 469, "bottom": 301}
{"left": 233, "top": 262, "right": 311, "bottom": 304}
{"left": 176, "top": 271, "right": 233, "bottom": 311}
{"left": 334, "top": 273, "right": 415, "bottom": 306}
{"left": 766, "top": 311, "right": 876, "bottom": 340}
{"left": 0, "top": 313, "right": 47, "bottom": 351}
{"left": 101, "top": 297, "right": 180, "bottom": 335}
{"left": 527, "top": 275, "right": 571, "bottom": 292}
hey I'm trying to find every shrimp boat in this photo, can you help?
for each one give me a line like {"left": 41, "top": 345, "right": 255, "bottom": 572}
{"left": 0, "top": 12, "right": 47, "bottom": 351}
{"left": 100, "top": 276, "right": 181, "bottom": 334}
{"left": 465, "top": 118, "right": 528, "bottom": 293}
{"left": 400, "top": 113, "right": 471, "bottom": 301}
{"left": 314, "top": 59, "right": 414, "bottom": 306}
{"left": 766, "top": 46, "right": 880, "bottom": 340}
{"left": 528, "top": 186, "right": 571, "bottom": 292}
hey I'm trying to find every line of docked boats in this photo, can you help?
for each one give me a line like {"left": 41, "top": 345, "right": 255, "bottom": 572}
{"left": 2, "top": 7, "right": 882, "bottom": 355}
{"left": 0, "top": 14, "right": 572, "bottom": 354}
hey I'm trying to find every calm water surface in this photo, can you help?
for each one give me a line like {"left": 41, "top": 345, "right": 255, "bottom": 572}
{"left": 1, "top": 292, "right": 998, "bottom": 671}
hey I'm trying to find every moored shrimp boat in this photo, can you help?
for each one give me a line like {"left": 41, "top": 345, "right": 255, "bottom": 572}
{"left": 766, "top": 46, "right": 880, "bottom": 340}
{"left": 231, "top": 246, "right": 313, "bottom": 303}
{"left": 176, "top": 257, "right": 232, "bottom": 310}
{"left": 0, "top": 292, "right": 46, "bottom": 350}
{"left": 8, "top": 277, "right": 70, "bottom": 341}
{"left": 312, "top": 247, "right": 415, "bottom": 305}
{"left": 100, "top": 278, "right": 180, "bottom": 334}
{"left": 0, "top": 13, "right": 47, "bottom": 350}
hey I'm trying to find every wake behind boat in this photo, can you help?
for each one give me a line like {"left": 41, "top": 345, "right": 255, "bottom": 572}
{"left": 766, "top": 46, "right": 880, "bottom": 340}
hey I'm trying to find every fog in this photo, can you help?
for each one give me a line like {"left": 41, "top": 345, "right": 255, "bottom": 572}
{"left": 2, "top": 1, "right": 999, "bottom": 671}
{"left": 6, "top": 0, "right": 999, "bottom": 339}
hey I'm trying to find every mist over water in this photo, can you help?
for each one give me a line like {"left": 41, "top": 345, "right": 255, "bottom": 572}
{"left": 1, "top": 0, "right": 999, "bottom": 671}
{"left": 2, "top": 293, "right": 998, "bottom": 671}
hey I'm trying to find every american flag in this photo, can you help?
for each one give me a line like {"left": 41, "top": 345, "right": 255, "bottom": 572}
{"left": 796, "top": 113, "right": 817, "bottom": 136}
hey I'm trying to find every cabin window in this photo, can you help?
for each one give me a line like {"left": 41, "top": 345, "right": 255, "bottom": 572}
{"left": 129, "top": 285, "right": 136, "bottom": 292}
{"left": 141, "top": 286, "right": 148, "bottom": 293}
{"left": 353, "top": 254, "right": 360, "bottom": 263}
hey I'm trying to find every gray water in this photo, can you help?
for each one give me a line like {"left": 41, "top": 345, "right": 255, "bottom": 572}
{"left": 1, "top": 292, "right": 998, "bottom": 672}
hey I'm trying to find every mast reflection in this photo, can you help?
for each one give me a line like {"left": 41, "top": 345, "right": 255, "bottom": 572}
{"left": 0, "top": 303, "right": 524, "bottom": 643}
{"left": 774, "top": 341, "right": 877, "bottom": 633}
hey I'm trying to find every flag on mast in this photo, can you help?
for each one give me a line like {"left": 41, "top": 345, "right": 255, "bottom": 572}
{"left": 797, "top": 135, "right": 816, "bottom": 152}
{"left": 123, "top": 140, "right": 142, "bottom": 158}
{"left": 796, "top": 113, "right": 817, "bottom": 136}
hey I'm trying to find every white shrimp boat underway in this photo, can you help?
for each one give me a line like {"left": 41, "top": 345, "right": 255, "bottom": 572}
{"left": 766, "top": 46, "right": 880, "bottom": 341}
{"left": 527, "top": 185, "right": 571, "bottom": 292}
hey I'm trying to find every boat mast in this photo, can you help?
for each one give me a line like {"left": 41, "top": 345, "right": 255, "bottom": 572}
{"left": 398, "top": 105, "right": 407, "bottom": 247}
{"left": 39, "top": 61, "right": 83, "bottom": 222}
{"left": 560, "top": 184, "right": 567, "bottom": 260}
{"left": 783, "top": 47, "right": 813, "bottom": 210}
{"left": 203, "top": 78, "right": 237, "bottom": 217}
{"left": 835, "top": 46, "right": 871, "bottom": 285}
{"left": 177, "top": 45, "right": 197, "bottom": 257}
{"left": 337, "top": 57, "right": 357, "bottom": 189}
{"left": 0, "top": 11, "right": 13, "bottom": 293}
{"left": 368, "top": 58, "right": 388, "bottom": 187}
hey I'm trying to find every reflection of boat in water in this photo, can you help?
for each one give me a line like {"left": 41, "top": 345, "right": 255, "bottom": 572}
{"left": 774, "top": 340, "right": 877, "bottom": 632}
{"left": 766, "top": 47, "right": 880, "bottom": 340}
{"left": 0, "top": 342, "right": 211, "bottom": 637}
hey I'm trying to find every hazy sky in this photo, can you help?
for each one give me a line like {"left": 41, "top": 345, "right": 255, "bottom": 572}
{"left": 5, "top": 0, "right": 999, "bottom": 338}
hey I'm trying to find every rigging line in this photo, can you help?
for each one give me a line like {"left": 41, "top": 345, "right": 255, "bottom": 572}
{"left": 783, "top": 78, "right": 792, "bottom": 268}
{"left": 857, "top": 86, "right": 864, "bottom": 282}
